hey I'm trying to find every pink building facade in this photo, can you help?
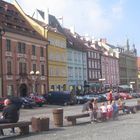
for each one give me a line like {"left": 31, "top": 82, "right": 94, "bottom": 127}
{"left": 0, "top": 1, "right": 48, "bottom": 97}
{"left": 101, "top": 54, "right": 120, "bottom": 88}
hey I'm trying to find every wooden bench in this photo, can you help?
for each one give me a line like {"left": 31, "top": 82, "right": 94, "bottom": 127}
{"left": 65, "top": 113, "right": 89, "bottom": 125}
{"left": 0, "top": 121, "right": 31, "bottom": 135}
{"left": 118, "top": 105, "right": 137, "bottom": 114}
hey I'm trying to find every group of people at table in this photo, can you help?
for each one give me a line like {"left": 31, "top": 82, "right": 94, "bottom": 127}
{"left": 82, "top": 91, "right": 125, "bottom": 123}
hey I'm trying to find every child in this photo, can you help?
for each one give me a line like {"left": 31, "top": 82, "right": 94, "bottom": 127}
{"left": 100, "top": 102, "right": 107, "bottom": 121}
{"left": 107, "top": 101, "right": 113, "bottom": 119}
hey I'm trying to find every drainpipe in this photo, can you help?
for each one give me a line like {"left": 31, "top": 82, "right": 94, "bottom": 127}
{"left": 0, "top": 26, "right": 5, "bottom": 97}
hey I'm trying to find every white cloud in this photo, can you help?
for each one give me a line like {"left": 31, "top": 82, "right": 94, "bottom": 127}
{"left": 6, "top": 0, "right": 124, "bottom": 37}
{"left": 111, "top": 0, "right": 124, "bottom": 20}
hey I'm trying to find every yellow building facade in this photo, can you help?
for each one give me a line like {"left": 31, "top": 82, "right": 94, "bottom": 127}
{"left": 47, "top": 30, "right": 67, "bottom": 91}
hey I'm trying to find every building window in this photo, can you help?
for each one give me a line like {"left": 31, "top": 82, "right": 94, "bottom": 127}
{"left": 32, "top": 45, "right": 36, "bottom": 56}
{"left": 33, "top": 64, "right": 36, "bottom": 72}
{"left": 68, "top": 67, "right": 73, "bottom": 78}
{"left": 7, "top": 85, "right": 14, "bottom": 96}
{"left": 40, "top": 47, "right": 44, "bottom": 57}
{"left": 51, "top": 85, "right": 54, "bottom": 91}
{"left": 6, "top": 39, "right": 11, "bottom": 51}
{"left": 88, "top": 51, "right": 90, "bottom": 57}
{"left": 88, "top": 60, "right": 91, "bottom": 68}
{"left": 41, "top": 64, "right": 45, "bottom": 76}
{"left": 17, "top": 42, "right": 26, "bottom": 54}
{"left": 7, "top": 61, "right": 12, "bottom": 75}
{"left": 89, "top": 70, "right": 92, "bottom": 79}
{"left": 19, "top": 62, "right": 27, "bottom": 74}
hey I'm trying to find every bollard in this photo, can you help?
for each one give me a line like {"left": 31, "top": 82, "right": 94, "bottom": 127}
{"left": 53, "top": 108, "right": 63, "bottom": 127}
{"left": 31, "top": 117, "right": 41, "bottom": 132}
{"left": 31, "top": 117, "right": 49, "bottom": 132}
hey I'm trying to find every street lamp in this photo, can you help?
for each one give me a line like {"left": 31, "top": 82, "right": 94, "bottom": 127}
{"left": 130, "top": 81, "right": 135, "bottom": 92}
{"left": 30, "top": 70, "right": 40, "bottom": 94}
{"left": 99, "top": 78, "right": 105, "bottom": 91}
{"left": 0, "top": 26, "right": 5, "bottom": 97}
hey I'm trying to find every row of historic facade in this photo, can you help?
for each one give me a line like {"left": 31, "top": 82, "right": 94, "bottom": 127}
{"left": 0, "top": 0, "right": 138, "bottom": 97}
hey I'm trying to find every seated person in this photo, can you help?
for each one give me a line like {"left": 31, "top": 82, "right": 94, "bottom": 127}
{"left": 100, "top": 102, "right": 107, "bottom": 121}
{"left": 0, "top": 98, "right": 20, "bottom": 135}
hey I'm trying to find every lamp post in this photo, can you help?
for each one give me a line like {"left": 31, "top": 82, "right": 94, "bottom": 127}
{"left": 30, "top": 70, "right": 40, "bottom": 94}
{"left": 99, "top": 78, "right": 105, "bottom": 92}
{"left": 0, "top": 26, "right": 5, "bottom": 97}
{"left": 130, "top": 81, "right": 135, "bottom": 92}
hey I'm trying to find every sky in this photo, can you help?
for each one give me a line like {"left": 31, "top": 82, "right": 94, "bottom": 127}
{"left": 4, "top": 0, "right": 140, "bottom": 56}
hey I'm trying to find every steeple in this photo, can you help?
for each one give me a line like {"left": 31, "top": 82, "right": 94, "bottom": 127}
{"left": 132, "top": 44, "right": 137, "bottom": 56}
{"left": 126, "top": 39, "right": 130, "bottom": 51}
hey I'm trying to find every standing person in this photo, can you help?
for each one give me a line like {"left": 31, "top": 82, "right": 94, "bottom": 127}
{"left": 82, "top": 100, "right": 91, "bottom": 113}
{"left": 112, "top": 100, "right": 119, "bottom": 120}
{"left": 107, "top": 90, "right": 113, "bottom": 103}
{"left": 88, "top": 98, "right": 98, "bottom": 123}
{"left": 107, "top": 101, "right": 113, "bottom": 119}
{"left": 0, "top": 98, "right": 20, "bottom": 135}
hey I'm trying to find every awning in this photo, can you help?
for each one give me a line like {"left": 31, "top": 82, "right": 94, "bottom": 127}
{"left": 118, "top": 85, "right": 131, "bottom": 89}
{"left": 89, "top": 83, "right": 101, "bottom": 87}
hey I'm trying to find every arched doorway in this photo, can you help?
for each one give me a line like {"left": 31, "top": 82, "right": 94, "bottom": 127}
{"left": 19, "top": 83, "right": 28, "bottom": 97}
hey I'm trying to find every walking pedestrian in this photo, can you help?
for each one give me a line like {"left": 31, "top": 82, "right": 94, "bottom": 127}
{"left": 88, "top": 98, "right": 98, "bottom": 123}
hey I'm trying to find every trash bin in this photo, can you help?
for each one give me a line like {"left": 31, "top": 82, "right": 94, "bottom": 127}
{"left": 31, "top": 117, "right": 49, "bottom": 132}
{"left": 137, "top": 100, "right": 140, "bottom": 110}
{"left": 40, "top": 117, "right": 49, "bottom": 131}
{"left": 53, "top": 108, "right": 63, "bottom": 127}
{"left": 137, "top": 100, "right": 140, "bottom": 105}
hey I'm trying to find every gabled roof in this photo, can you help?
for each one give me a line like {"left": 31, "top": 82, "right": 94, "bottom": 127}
{"left": 106, "top": 43, "right": 116, "bottom": 49}
{"left": 0, "top": 0, "right": 46, "bottom": 41}
{"left": 28, "top": 15, "right": 64, "bottom": 36}
{"left": 63, "top": 28, "right": 87, "bottom": 51}
{"left": 48, "top": 14, "right": 65, "bottom": 34}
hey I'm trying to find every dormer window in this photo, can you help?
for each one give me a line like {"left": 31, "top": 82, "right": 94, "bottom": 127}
{"left": 0, "top": 6, "right": 4, "bottom": 12}
{"left": 16, "top": 25, "right": 22, "bottom": 30}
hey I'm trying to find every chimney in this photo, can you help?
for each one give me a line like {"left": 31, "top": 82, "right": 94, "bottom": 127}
{"left": 4, "top": 4, "right": 8, "bottom": 11}
{"left": 70, "top": 26, "right": 75, "bottom": 34}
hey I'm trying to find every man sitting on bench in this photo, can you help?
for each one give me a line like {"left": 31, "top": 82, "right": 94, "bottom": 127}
{"left": 0, "top": 98, "right": 20, "bottom": 135}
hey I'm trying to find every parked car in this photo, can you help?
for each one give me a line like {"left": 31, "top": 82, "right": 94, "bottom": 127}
{"left": 76, "top": 95, "right": 86, "bottom": 104}
{"left": 84, "top": 94, "right": 99, "bottom": 102}
{"left": 112, "top": 92, "right": 120, "bottom": 100}
{"left": 29, "top": 95, "right": 46, "bottom": 107}
{"left": 20, "top": 97, "right": 35, "bottom": 109}
{"left": 119, "top": 92, "right": 132, "bottom": 100}
{"left": 130, "top": 92, "right": 140, "bottom": 98}
{"left": 43, "top": 91, "right": 76, "bottom": 105}
{"left": 98, "top": 94, "right": 108, "bottom": 102}
{"left": 0, "top": 98, "right": 5, "bottom": 111}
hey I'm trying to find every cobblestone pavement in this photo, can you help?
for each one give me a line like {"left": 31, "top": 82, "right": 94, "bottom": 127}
{"left": 0, "top": 99, "right": 140, "bottom": 140}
